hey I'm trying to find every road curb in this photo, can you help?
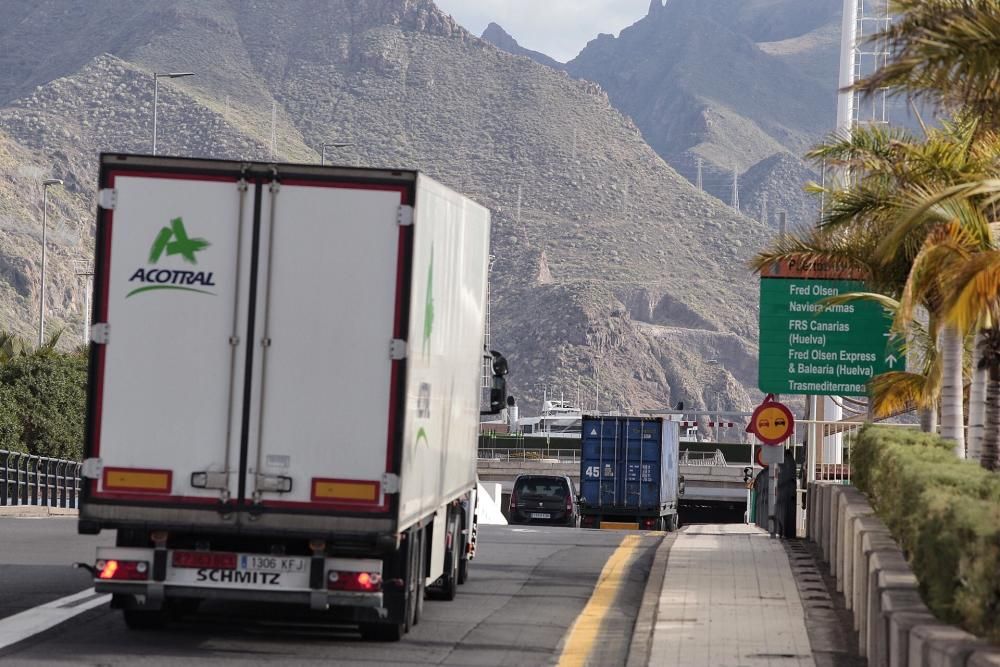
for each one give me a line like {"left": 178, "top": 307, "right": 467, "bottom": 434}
{"left": 625, "top": 528, "right": 680, "bottom": 667}
{"left": 0, "top": 506, "right": 78, "bottom": 518}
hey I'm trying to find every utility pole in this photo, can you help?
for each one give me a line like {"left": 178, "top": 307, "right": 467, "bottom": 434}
{"left": 696, "top": 157, "right": 703, "bottom": 191}
{"left": 270, "top": 101, "right": 277, "bottom": 160}
{"left": 731, "top": 163, "right": 740, "bottom": 211}
{"left": 516, "top": 184, "right": 522, "bottom": 225}
{"left": 38, "top": 178, "right": 63, "bottom": 348}
{"left": 75, "top": 260, "right": 94, "bottom": 346}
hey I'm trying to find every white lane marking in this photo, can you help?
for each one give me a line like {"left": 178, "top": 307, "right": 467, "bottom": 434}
{"left": 0, "top": 588, "right": 110, "bottom": 651}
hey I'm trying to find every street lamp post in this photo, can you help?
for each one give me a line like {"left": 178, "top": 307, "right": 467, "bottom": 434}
{"left": 152, "top": 72, "right": 195, "bottom": 155}
{"left": 320, "top": 142, "right": 353, "bottom": 166}
{"left": 39, "top": 178, "right": 64, "bottom": 348}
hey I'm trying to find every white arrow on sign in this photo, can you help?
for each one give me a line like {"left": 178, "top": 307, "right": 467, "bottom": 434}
{"left": 885, "top": 354, "right": 898, "bottom": 368}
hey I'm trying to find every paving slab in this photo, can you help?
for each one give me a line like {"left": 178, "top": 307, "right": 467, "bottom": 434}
{"left": 650, "top": 525, "right": 815, "bottom": 667}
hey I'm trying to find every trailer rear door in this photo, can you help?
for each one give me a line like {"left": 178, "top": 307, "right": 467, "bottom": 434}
{"left": 242, "top": 179, "right": 410, "bottom": 514}
{"left": 89, "top": 170, "right": 252, "bottom": 508}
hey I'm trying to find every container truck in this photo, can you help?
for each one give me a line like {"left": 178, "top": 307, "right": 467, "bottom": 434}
{"left": 578, "top": 416, "right": 680, "bottom": 530}
{"left": 78, "top": 154, "right": 507, "bottom": 641}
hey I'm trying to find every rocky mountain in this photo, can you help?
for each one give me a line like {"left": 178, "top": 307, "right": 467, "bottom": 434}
{"left": 480, "top": 23, "right": 563, "bottom": 71}
{"left": 562, "top": 0, "right": 842, "bottom": 231}
{"left": 0, "top": 0, "right": 773, "bottom": 418}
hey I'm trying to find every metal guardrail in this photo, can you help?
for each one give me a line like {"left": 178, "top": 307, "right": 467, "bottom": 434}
{"left": 679, "top": 449, "right": 728, "bottom": 466}
{"left": 1, "top": 450, "right": 82, "bottom": 508}
{"left": 478, "top": 448, "right": 581, "bottom": 463}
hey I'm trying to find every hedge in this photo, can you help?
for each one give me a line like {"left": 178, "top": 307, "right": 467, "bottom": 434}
{"left": 853, "top": 425, "right": 1000, "bottom": 642}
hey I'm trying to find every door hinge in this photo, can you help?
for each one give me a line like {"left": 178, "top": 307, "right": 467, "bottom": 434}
{"left": 381, "top": 473, "right": 401, "bottom": 494}
{"left": 98, "top": 188, "right": 117, "bottom": 210}
{"left": 389, "top": 338, "right": 407, "bottom": 360}
{"left": 81, "top": 458, "right": 103, "bottom": 479}
{"left": 90, "top": 323, "right": 110, "bottom": 344}
{"left": 397, "top": 205, "right": 414, "bottom": 227}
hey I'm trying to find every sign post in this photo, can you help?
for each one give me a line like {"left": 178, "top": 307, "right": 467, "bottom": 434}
{"left": 747, "top": 395, "right": 795, "bottom": 538}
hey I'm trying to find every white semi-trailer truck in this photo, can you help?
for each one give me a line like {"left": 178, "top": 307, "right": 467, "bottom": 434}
{"left": 78, "top": 154, "right": 506, "bottom": 640}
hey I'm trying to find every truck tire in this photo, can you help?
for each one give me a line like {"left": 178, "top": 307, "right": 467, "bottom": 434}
{"left": 458, "top": 555, "right": 469, "bottom": 585}
{"left": 122, "top": 608, "right": 166, "bottom": 630}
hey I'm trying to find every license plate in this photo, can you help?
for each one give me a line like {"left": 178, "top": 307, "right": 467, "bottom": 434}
{"left": 530, "top": 512, "right": 550, "bottom": 519}
{"left": 239, "top": 554, "right": 307, "bottom": 573}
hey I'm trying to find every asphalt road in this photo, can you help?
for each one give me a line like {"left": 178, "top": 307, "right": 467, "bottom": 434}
{"left": 0, "top": 517, "right": 114, "bottom": 622}
{"left": 0, "top": 520, "right": 661, "bottom": 666}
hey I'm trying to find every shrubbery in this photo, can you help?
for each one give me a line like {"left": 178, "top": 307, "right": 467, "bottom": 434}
{"left": 0, "top": 334, "right": 87, "bottom": 461}
{"left": 853, "top": 425, "right": 1000, "bottom": 642}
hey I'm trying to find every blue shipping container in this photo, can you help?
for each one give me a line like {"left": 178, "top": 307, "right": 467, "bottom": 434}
{"left": 579, "top": 416, "right": 680, "bottom": 516}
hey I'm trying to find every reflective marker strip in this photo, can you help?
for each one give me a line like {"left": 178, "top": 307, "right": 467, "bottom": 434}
{"left": 311, "top": 479, "right": 379, "bottom": 503}
{"left": 0, "top": 588, "right": 110, "bottom": 651}
{"left": 599, "top": 521, "right": 639, "bottom": 531}
{"left": 102, "top": 467, "right": 172, "bottom": 493}
{"left": 557, "top": 534, "right": 643, "bottom": 667}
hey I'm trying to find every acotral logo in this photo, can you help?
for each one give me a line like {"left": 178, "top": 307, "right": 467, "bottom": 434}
{"left": 127, "top": 217, "right": 217, "bottom": 298}
{"left": 149, "top": 217, "right": 209, "bottom": 264}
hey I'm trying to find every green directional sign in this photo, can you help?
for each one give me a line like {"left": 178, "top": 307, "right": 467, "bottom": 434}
{"left": 758, "top": 278, "right": 902, "bottom": 396}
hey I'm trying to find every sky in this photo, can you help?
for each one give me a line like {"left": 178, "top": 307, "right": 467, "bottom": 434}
{"left": 434, "top": 0, "right": 652, "bottom": 63}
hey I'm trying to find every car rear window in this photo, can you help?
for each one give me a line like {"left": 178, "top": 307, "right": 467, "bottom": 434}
{"left": 515, "top": 478, "right": 569, "bottom": 499}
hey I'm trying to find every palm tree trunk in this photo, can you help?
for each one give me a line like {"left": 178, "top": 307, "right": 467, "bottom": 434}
{"left": 982, "top": 362, "right": 1000, "bottom": 472}
{"left": 967, "top": 333, "right": 987, "bottom": 461}
{"left": 939, "top": 324, "right": 966, "bottom": 456}
{"left": 919, "top": 406, "right": 938, "bottom": 433}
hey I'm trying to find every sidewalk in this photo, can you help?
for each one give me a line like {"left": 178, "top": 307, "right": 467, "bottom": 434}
{"left": 649, "top": 524, "right": 815, "bottom": 667}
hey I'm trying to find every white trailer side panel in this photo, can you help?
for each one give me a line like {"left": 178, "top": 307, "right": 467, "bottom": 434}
{"left": 93, "top": 174, "right": 250, "bottom": 505}
{"left": 398, "top": 176, "right": 489, "bottom": 529}
{"left": 245, "top": 181, "right": 407, "bottom": 511}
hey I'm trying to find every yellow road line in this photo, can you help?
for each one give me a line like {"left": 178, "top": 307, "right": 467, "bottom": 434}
{"left": 557, "top": 534, "right": 643, "bottom": 667}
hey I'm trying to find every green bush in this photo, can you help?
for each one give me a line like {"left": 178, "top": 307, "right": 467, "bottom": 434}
{"left": 0, "top": 351, "right": 87, "bottom": 460}
{"left": 854, "top": 425, "right": 1000, "bottom": 642}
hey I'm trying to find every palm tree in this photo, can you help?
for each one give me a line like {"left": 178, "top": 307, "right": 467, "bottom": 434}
{"left": 755, "top": 119, "right": 1000, "bottom": 447}
{"left": 855, "top": 0, "right": 1000, "bottom": 131}
{"left": 941, "top": 246, "right": 1000, "bottom": 470}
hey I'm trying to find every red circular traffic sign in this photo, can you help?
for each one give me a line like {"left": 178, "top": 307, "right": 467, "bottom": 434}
{"left": 746, "top": 395, "right": 794, "bottom": 445}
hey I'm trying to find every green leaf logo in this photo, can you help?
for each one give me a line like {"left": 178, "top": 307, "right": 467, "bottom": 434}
{"left": 149, "top": 217, "right": 210, "bottom": 264}
{"left": 422, "top": 245, "right": 434, "bottom": 359}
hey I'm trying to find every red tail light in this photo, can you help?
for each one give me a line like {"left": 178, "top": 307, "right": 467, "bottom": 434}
{"left": 327, "top": 570, "right": 382, "bottom": 592}
{"left": 509, "top": 491, "right": 518, "bottom": 510}
{"left": 96, "top": 559, "right": 149, "bottom": 581}
{"left": 565, "top": 496, "right": 573, "bottom": 511}
{"left": 640, "top": 518, "right": 658, "bottom": 530}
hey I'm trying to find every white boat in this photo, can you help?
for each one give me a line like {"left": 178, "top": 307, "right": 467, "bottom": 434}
{"left": 517, "top": 400, "right": 584, "bottom": 438}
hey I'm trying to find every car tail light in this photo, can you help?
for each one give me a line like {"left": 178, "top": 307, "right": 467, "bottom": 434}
{"left": 327, "top": 570, "right": 382, "bottom": 592}
{"left": 96, "top": 559, "right": 149, "bottom": 581}
{"left": 565, "top": 496, "right": 573, "bottom": 511}
{"left": 640, "top": 518, "right": 658, "bottom": 530}
{"left": 509, "top": 491, "right": 518, "bottom": 510}
{"left": 172, "top": 551, "right": 237, "bottom": 570}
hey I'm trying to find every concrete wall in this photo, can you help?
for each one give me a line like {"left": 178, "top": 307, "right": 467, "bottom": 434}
{"left": 808, "top": 482, "right": 999, "bottom": 667}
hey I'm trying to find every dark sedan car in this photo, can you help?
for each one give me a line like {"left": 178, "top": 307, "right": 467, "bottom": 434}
{"left": 508, "top": 474, "right": 579, "bottom": 527}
